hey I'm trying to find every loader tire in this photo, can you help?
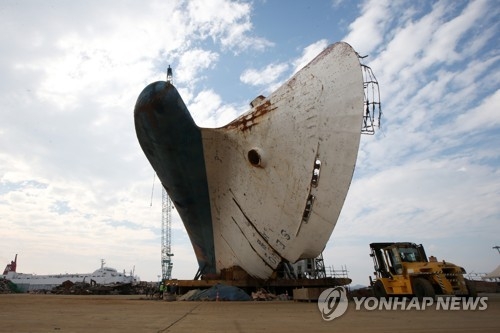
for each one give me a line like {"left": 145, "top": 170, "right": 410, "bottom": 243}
{"left": 373, "top": 280, "right": 388, "bottom": 299}
{"left": 412, "top": 278, "right": 435, "bottom": 301}
{"left": 465, "top": 279, "right": 478, "bottom": 299}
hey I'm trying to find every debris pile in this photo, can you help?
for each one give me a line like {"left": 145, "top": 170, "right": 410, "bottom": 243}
{"left": 0, "top": 278, "right": 20, "bottom": 293}
{"left": 251, "top": 288, "right": 279, "bottom": 301}
{"left": 51, "top": 281, "right": 133, "bottom": 295}
{"left": 51, "top": 281, "right": 91, "bottom": 294}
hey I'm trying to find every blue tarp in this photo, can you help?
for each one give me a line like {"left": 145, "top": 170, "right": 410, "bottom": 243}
{"left": 184, "top": 283, "right": 251, "bottom": 301}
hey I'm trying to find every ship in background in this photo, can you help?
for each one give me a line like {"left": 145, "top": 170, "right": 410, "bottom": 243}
{"left": 134, "top": 42, "right": 381, "bottom": 280}
{"left": 2, "top": 254, "right": 138, "bottom": 292}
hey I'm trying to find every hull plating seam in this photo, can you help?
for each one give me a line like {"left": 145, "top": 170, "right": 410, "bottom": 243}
{"left": 231, "top": 216, "right": 277, "bottom": 270}
{"left": 229, "top": 196, "right": 283, "bottom": 259}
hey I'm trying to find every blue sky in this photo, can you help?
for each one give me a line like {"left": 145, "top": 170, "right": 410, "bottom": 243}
{"left": 0, "top": 0, "right": 499, "bottom": 286}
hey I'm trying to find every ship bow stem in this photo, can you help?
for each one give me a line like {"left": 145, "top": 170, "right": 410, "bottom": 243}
{"left": 134, "top": 81, "right": 216, "bottom": 276}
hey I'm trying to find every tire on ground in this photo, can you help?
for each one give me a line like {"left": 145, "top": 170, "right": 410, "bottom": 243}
{"left": 412, "top": 277, "right": 435, "bottom": 301}
{"left": 465, "top": 279, "right": 478, "bottom": 299}
{"left": 373, "top": 280, "right": 388, "bottom": 299}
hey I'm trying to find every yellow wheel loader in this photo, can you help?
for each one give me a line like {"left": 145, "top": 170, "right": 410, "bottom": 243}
{"left": 369, "top": 242, "right": 477, "bottom": 299}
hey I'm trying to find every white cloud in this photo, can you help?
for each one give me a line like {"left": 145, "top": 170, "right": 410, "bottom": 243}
{"left": 188, "top": 89, "right": 223, "bottom": 127}
{"left": 185, "top": 0, "right": 272, "bottom": 52}
{"left": 240, "top": 62, "right": 289, "bottom": 86}
{"left": 423, "top": 0, "right": 490, "bottom": 66}
{"left": 343, "top": 0, "right": 392, "bottom": 55}
{"left": 239, "top": 39, "right": 329, "bottom": 92}
{"left": 176, "top": 48, "right": 219, "bottom": 86}
{"left": 292, "top": 39, "right": 329, "bottom": 74}
{"left": 453, "top": 89, "right": 500, "bottom": 134}
{"left": 186, "top": 88, "right": 242, "bottom": 128}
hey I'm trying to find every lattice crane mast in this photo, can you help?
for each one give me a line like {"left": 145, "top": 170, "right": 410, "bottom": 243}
{"left": 161, "top": 65, "right": 175, "bottom": 281}
{"left": 161, "top": 187, "right": 173, "bottom": 281}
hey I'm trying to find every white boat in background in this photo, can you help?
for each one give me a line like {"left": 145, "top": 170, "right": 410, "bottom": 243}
{"left": 2, "top": 255, "right": 139, "bottom": 292}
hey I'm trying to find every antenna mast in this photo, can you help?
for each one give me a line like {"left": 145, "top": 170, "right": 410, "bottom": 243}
{"left": 167, "top": 65, "right": 173, "bottom": 84}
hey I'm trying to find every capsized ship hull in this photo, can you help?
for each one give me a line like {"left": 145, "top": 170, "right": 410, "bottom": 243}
{"left": 134, "top": 42, "right": 365, "bottom": 280}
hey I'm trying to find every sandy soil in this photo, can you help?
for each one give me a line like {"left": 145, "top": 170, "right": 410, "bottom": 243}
{"left": 0, "top": 294, "right": 499, "bottom": 333}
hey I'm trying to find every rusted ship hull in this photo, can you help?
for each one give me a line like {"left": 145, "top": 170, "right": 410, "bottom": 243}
{"left": 134, "top": 42, "right": 365, "bottom": 280}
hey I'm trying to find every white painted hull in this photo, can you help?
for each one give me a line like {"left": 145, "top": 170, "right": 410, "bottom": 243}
{"left": 134, "top": 42, "right": 365, "bottom": 279}
{"left": 202, "top": 42, "right": 364, "bottom": 278}
{"left": 3, "top": 267, "right": 136, "bottom": 292}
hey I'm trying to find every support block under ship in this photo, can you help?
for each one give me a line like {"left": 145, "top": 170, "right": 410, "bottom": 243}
{"left": 134, "top": 42, "right": 380, "bottom": 281}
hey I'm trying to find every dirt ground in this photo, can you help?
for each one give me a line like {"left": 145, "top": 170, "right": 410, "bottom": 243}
{"left": 0, "top": 294, "right": 499, "bottom": 333}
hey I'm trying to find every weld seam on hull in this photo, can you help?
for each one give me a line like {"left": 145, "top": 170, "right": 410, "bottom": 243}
{"left": 230, "top": 190, "right": 283, "bottom": 259}
{"left": 231, "top": 216, "right": 277, "bottom": 271}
